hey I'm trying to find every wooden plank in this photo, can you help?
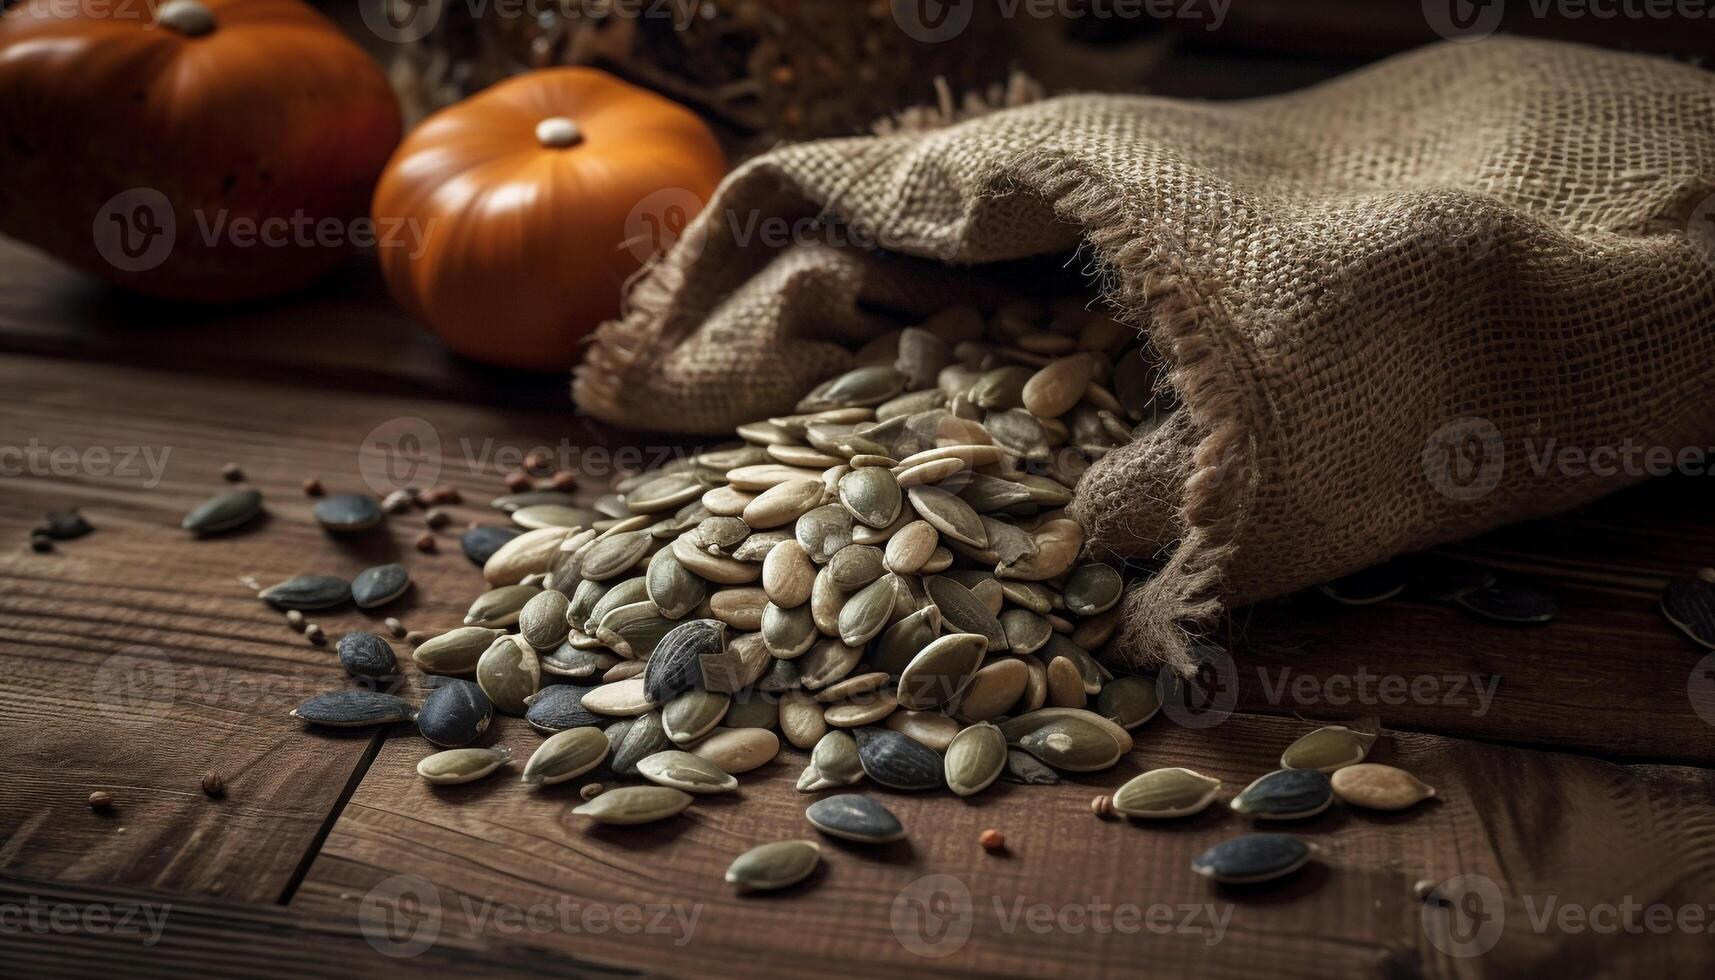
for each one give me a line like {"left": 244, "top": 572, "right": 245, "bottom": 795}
{"left": 291, "top": 712, "right": 1715, "bottom": 977}
{"left": 0, "top": 354, "right": 659, "bottom": 902}
{"left": 1229, "top": 476, "right": 1715, "bottom": 765}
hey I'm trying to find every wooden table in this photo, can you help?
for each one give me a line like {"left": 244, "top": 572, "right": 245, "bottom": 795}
{"left": 2, "top": 231, "right": 1712, "bottom": 980}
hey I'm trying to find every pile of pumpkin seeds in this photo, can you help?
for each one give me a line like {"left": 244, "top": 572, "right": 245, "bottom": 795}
{"left": 289, "top": 301, "right": 1441, "bottom": 892}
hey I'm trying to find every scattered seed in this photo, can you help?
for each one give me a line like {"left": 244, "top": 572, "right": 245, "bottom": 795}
{"left": 1192, "top": 834, "right": 1314, "bottom": 885}
{"left": 573, "top": 785, "right": 692, "bottom": 825}
{"left": 384, "top": 617, "right": 405, "bottom": 638}
{"left": 638, "top": 750, "right": 739, "bottom": 794}
{"left": 979, "top": 828, "right": 1005, "bottom": 852}
{"left": 416, "top": 533, "right": 437, "bottom": 553}
{"left": 1112, "top": 768, "right": 1222, "bottom": 818}
{"left": 258, "top": 574, "right": 350, "bottom": 610}
{"left": 313, "top": 493, "right": 384, "bottom": 533}
{"left": 39, "top": 510, "right": 94, "bottom": 540}
{"left": 201, "top": 771, "right": 225, "bottom": 798}
{"left": 1230, "top": 769, "right": 1334, "bottom": 820}
{"left": 221, "top": 462, "right": 244, "bottom": 482}
{"left": 1455, "top": 584, "right": 1557, "bottom": 624}
{"left": 805, "top": 794, "right": 905, "bottom": 843}
{"left": 183, "top": 488, "right": 263, "bottom": 536}
{"left": 336, "top": 631, "right": 399, "bottom": 680}
{"left": 417, "top": 679, "right": 493, "bottom": 747}
{"left": 351, "top": 563, "right": 411, "bottom": 609}
{"left": 522, "top": 727, "right": 609, "bottom": 785}
{"left": 418, "top": 747, "right": 511, "bottom": 785}
{"left": 304, "top": 623, "right": 326, "bottom": 645}
{"left": 1329, "top": 763, "right": 1437, "bottom": 810}
{"left": 88, "top": 791, "right": 114, "bottom": 811}
{"left": 301, "top": 478, "right": 323, "bottom": 497}
{"left": 291, "top": 690, "right": 415, "bottom": 727}
{"left": 727, "top": 840, "right": 821, "bottom": 892}
{"left": 1280, "top": 725, "right": 1378, "bottom": 773}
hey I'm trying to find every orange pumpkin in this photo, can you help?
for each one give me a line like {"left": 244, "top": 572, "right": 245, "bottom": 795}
{"left": 371, "top": 68, "right": 727, "bottom": 371}
{"left": 0, "top": 0, "right": 400, "bottom": 302}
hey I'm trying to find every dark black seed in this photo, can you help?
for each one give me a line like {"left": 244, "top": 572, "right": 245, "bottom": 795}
{"left": 644, "top": 619, "right": 723, "bottom": 704}
{"left": 1455, "top": 584, "right": 1557, "bottom": 625}
{"left": 853, "top": 728, "right": 944, "bottom": 791}
{"left": 1191, "top": 834, "right": 1313, "bottom": 885}
{"left": 183, "top": 489, "right": 263, "bottom": 536}
{"left": 258, "top": 574, "right": 351, "bottom": 610}
{"left": 351, "top": 563, "right": 411, "bottom": 609}
{"left": 336, "top": 631, "right": 399, "bottom": 680}
{"left": 417, "top": 679, "right": 493, "bottom": 747}
{"left": 1230, "top": 769, "right": 1333, "bottom": 819}
{"left": 462, "top": 525, "right": 521, "bottom": 566}
{"left": 805, "top": 794, "right": 906, "bottom": 843}
{"left": 1316, "top": 562, "right": 1408, "bottom": 606}
{"left": 29, "top": 534, "right": 53, "bottom": 553}
{"left": 1661, "top": 577, "right": 1715, "bottom": 649}
{"left": 1413, "top": 563, "right": 1498, "bottom": 602}
{"left": 313, "top": 493, "right": 384, "bottom": 533}
{"left": 523, "top": 684, "right": 603, "bottom": 735}
{"left": 291, "top": 690, "right": 415, "bottom": 727}
{"left": 39, "top": 510, "right": 93, "bottom": 540}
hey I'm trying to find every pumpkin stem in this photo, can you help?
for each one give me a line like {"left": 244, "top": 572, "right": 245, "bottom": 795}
{"left": 535, "top": 117, "right": 584, "bottom": 149}
{"left": 157, "top": 0, "right": 218, "bottom": 37}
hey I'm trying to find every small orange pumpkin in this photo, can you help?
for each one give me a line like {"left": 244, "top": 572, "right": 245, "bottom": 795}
{"left": 0, "top": 0, "right": 401, "bottom": 302}
{"left": 371, "top": 68, "right": 727, "bottom": 371}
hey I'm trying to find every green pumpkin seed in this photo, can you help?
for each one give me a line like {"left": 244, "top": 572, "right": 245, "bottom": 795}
{"left": 476, "top": 635, "right": 539, "bottom": 715}
{"left": 1016, "top": 717, "right": 1123, "bottom": 772}
{"left": 798, "top": 638, "right": 864, "bottom": 690}
{"left": 797, "top": 365, "right": 904, "bottom": 411}
{"left": 762, "top": 602, "right": 818, "bottom": 658}
{"left": 1064, "top": 563, "right": 1124, "bottom": 616}
{"left": 417, "top": 747, "right": 511, "bottom": 785}
{"left": 518, "top": 589, "right": 571, "bottom": 650}
{"left": 925, "top": 575, "right": 1008, "bottom": 652}
{"left": 413, "top": 627, "right": 504, "bottom": 674}
{"left": 627, "top": 474, "right": 706, "bottom": 514}
{"left": 1096, "top": 675, "right": 1162, "bottom": 730}
{"left": 465, "top": 584, "right": 541, "bottom": 627}
{"left": 1280, "top": 725, "right": 1378, "bottom": 773}
{"left": 998, "top": 608, "right": 1052, "bottom": 655}
{"left": 578, "top": 530, "right": 652, "bottom": 581}
{"left": 647, "top": 549, "right": 706, "bottom": 620}
{"left": 1329, "top": 764, "right": 1436, "bottom": 810}
{"left": 968, "top": 365, "right": 1033, "bottom": 410}
{"left": 511, "top": 504, "right": 597, "bottom": 530}
{"left": 998, "top": 708, "right": 1134, "bottom": 754}
{"left": 827, "top": 544, "right": 886, "bottom": 590}
{"left": 607, "top": 710, "right": 671, "bottom": 776}
{"left": 638, "top": 750, "right": 739, "bottom": 794}
{"left": 726, "top": 839, "right": 821, "bottom": 892}
{"left": 943, "top": 722, "right": 1007, "bottom": 797}
{"left": 837, "top": 467, "right": 903, "bottom": 530}
{"left": 838, "top": 575, "right": 899, "bottom": 647}
{"left": 664, "top": 688, "right": 731, "bottom": 744}
{"left": 905, "top": 486, "right": 987, "bottom": 549}
{"left": 871, "top": 606, "right": 942, "bottom": 679}
{"left": 1113, "top": 768, "right": 1222, "bottom": 818}
{"left": 573, "top": 785, "right": 692, "bottom": 825}
{"left": 796, "top": 504, "right": 854, "bottom": 563}
{"left": 724, "top": 691, "right": 779, "bottom": 730}
{"left": 492, "top": 490, "right": 579, "bottom": 513}
{"left": 897, "top": 633, "right": 986, "bottom": 710}
{"left": 183, "top": 488, "right": 263, "bottom": 535}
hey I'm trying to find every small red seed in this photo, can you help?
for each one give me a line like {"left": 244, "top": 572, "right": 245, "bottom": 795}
{"left": 979, "top": 828, "right": 1004, "bottom": 851}
{"left": 221, "top": 463, "right": 244, "bottom": 482}
{"left": 524, "top": 451, "right": 553, "bottom": 475}
{"left": 201, "top": 771, "right": 225, "bottom": 798}
{"left": 1091, "top": 795, "right": 1115, "bottom": 819}
{"left": 549, "top": 472, "right": 578, "bottom": 492}
{"left": 425, "top": 508, "right": 451, "bottom": 530}
{"left": 88, "top": 791, "right": 114, "bottom": 811}
{"left": 302, "top": 477, "right": 324, "bottom": 497}
{"left": 504, "top": 471, "right": 532, "bottom": 492}
{"left": 415, "top": 533, "right": 437, "bottom": 554}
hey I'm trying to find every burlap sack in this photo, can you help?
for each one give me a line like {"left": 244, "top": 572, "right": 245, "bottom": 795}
{"left": 574, "top": 39, "right": 1715, "bottom": 672}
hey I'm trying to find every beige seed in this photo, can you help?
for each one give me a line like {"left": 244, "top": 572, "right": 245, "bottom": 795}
{"left": 884, "top": 710, "right": 961, "bottom": 752}
{"left": 580, "top": 676, "right": 656, "bottom": 717}
{"left": 955, "top": 658, "right": 1030, "bottom": 721}
{"left": 762, "top": 540, "right": 816, "bottom": 607}
{"left": 1045, "top": 656, "right": 1087, "bottom": 708}
{"left": 709, "top": 587, "right": 769, "bottom": 631}
{"left": 1330, "top": 764, "right": 1437, "bottom": 811}
{"left": 483, "top": 526, "right": 571, "bottom": 587}
{"left": 883, "top": 520, "right": 938, "bottom": 574}
{"left": 779, "top": 689, "right": 828, "bottom": 749}
{"left": 1022, "top": 353, "right": 1099, "bottom": 419}
{"left": 637, "top": 750, "right": 739, "bottom": 794}
{"left": 690, "top": 727, "right": 780, "bottom": 774}
{"left": 417, "top": 747, "right": 511, "bottom": 785}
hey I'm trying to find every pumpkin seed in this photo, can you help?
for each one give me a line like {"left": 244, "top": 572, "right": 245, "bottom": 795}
{"left": 1046, "top": 656, "right": 1086, "bottom": 708}
{"left": 1113, "top": 768, "right": 1222, "bottom": 818}
{"left": 664, "top": 688, "right": 731, "bottom": 744}
{"left": 1329, "top": 763, "right": 1437, "bottom": 810}
{"left": 417, "top": 747, "right": 511, "bottom": 785}
{"left": 838, "top": 575, "right": 899, "bottom": 647}
{"left": 883, "top": 521, "right": 938, "bottom": 574}
{"left": 797, "top": 366, "right": 904, "bottom": 411}
{"left": 573, "top": 785, "right": 692, "bottom": 825}
{"left": 805, "top": 794, "right": 905, "bottom": 844}
{"left": 336, "top": 631, "right": 398, "bottom": 679}
{"left": 810, "top": 567, "right": 845, "bottom": 636}
{"left": 1230, "top": 769, "right": 1334, "bottom": 820}
{"left": 670, "top": 533, "right": 760, "bottom": 584}
{"left": 1002, "top": 748, "right": 1061, "bottom": 785}
{"left": 491, "top": 490, "right": 578, "bottom": 512}
{"left": 837, "top": 467, "right": 903, "bottom": 530}
{"left": 743, "top": 479, "right": 827, "bottom": 529}
{"left": 796, "top": 504, "right": 855, "bottom": 563}
{"left": 709, "top": 587, "right": 768, "bottom": 631}
{"left": 1663, "top": 574, "right": 1715, "bottom": 647}
{"left": 511, "top": 504, "right": 597, "bottom": 530}
{"left": 853, "top": 727, "right": 943, "bottom": 791}
{"left": 968, "top": 365, "right": 1033, "bottom": 410}
{"left": 690, "top": 727, "right": 779, "bottom": 774}
{"left": 475, "top": 635, "right": 539, "bottom": 715}
{"left": 779, "top": 689, "right": 828, "bottom": 749}
{"left": 638, "top": 750, "right": 739, "bottom": 794}
{"left": 895, "top": 457, "right": 967, "bottom": 488}
{"left": 485, "top": 526, "right": 572, "bottom": 586}
{"left": 607, "top": 710, "right": 671, "bottom": 775}
{"left": 762, "top": 602, "right": 817, "bottom": 658}
{"left": 644, "top": 618, "right": 722, "bottom": 704}
{"left": 925, "top": 576, "right": 1008, "bottom": 652}
{"left": 1280, "top": 725, "right": 1378, "bottom": 773}
{"left": 756, "top": 657, "right": 802, "bottom": 693}
{"left": 540, "top": 644, "right": 619, "bottom": 680}
{"left": 1063, "top": 563, "right": 1123, "bottom": 616}
{"left": 522, "top": 727, "right": 609, "bottom": 785}
{"left": 762, "top": 539, "right": 816, "bottom": 607}
{"left": 998, "top": 708, "right": 1134, "bottom": 753}
{"left": 462, "top": 525, "right": 521, "bottom": 566}
{"left": 906, "top": 486, "right": 987, "bottom": 549}
{"left": 1023, "top": 354, "right": 1099, "bottom": 419}
{"left": 582, "top": 676, "right": 656, "bottom": 717}
{"left": 1317, "top": 562, "right": 1410, "bottom": 605}
{"left": 1192, "top": 834, "right": 1314, "bottom": 885}
{"left": 597, "top": 602, "right": 676, "bottom": 660}
{"left": 827, "top": 544, "right": 886, "bottom": 590}
{"left": 182, "top": 488, "right": 262, "bottom": 535}
{"left": 644, "top": 549, "right": 704, "bottom": 620}
{"left": 725, "top": 691, "right": 779, "bottom": 730}
{"left": 897, "top": 633, "right": 986, "bottom": 710}
{"left": 522, "top": 684, "right": 602, "bottom": 734}
{"left": 416, "top": 679, "right": 492, "bottom": 746}
{"left": 823, "top": 690, "right": 897, "bottom": 727}
{"left": 999, "top": 609, "right": 1052, "bottom": 655}
{"left": 313, "top": 493, "right": 383, "bottom": 533}
{"left": 726, "top": 839, "right": 821, "bottom": 892}
{"left": 944, "top": 722, "right": 1007, "bottom": 797}
{"left": 1016, "top": 717, "right": 1123, "bottom": 772}
{"left": 1096, "top": 675, "right": 1162, "bottom": 729}
{"left": 578, "top": 530, "right": 652, "bottom": 581}
{"left": 413, "top": 627, "right": 503, "bottom": 674}
{"left": 291, "top": 690, "right": 415, "bottom": 727}
{"left": 728, "top": 463, "right": 825, "bottom": 491}
{"left": 627, "top": 474, "right": 706, "bottom": 514}
{"left": 465, "top": 584, "right": 540, "bottom": 627}
{"left": 518, "top": 589, "right": 572, "bottom": 649}
{"left": 257, "top": 573, "right": 352, "bottom": 612}
{"left": 1455, "top": 583, "right": 1558, "bottom": 623}
{"left": 954, "top": 658, "right": 1029, "bottom": 721}
{"left": 584, "top": 577, "right": 649, "bottom": 631}
{"left": 798, "top": 638, "right": 864, "bottom": 690}
{"left": 871, "top": 606, "right": 942, "bottom": 679}
{"left": 351, "top": 563, "right": 410, "bottom": 609}
{"left": 730, "top": 530, "right": 790, "bottom": 563}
